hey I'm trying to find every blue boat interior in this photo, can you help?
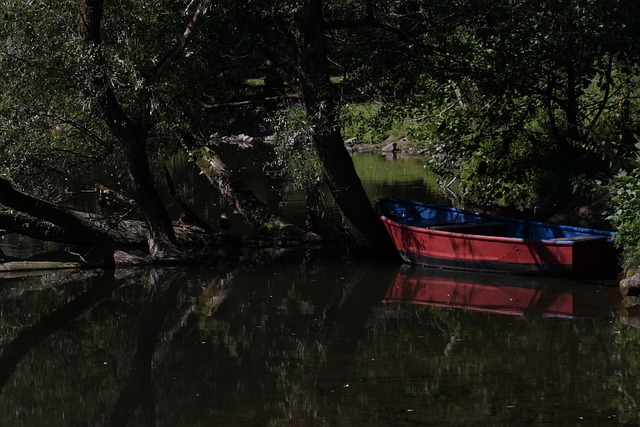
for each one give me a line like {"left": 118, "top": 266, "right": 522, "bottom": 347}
{"left": 376, "top": 199, "right": 614, "bottom": 242}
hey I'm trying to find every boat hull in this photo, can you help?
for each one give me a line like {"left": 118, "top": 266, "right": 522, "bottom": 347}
{"left": 377, "top": 199, "right": 619, "bottom": 277}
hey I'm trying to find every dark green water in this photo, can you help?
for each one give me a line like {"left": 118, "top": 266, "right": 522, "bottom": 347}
{"left": 0, "top": 153, "right": 635, "bottom": 426}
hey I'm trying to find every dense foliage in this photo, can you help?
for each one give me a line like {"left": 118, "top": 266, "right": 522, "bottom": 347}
{"left": 340, "top": 0, "right": 640, "bottom": 211}
{"left": 1, "top": 0, "right": 639, "bottom": 265}
{"left": 607, "top": 144, "right": 640, "bottom": 271}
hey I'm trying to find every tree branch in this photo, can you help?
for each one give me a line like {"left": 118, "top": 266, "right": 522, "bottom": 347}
{"left": 145, "top": 0, "right": 215, "bottom": 87}
{"left": 78, "top": 0, "right": 137, "bottom": 142}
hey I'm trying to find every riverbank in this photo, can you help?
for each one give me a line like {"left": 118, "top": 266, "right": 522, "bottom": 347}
{"left": 345, "top": 136, "right": 426, "bottom": 155}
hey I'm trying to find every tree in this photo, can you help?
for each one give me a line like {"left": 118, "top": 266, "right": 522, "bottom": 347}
{"left": 0, "top": 1, "right": 270, "bottom": 262}
{"left": 290, "top": 0, "right": 395, "bottom": 255}
{"left": 247, "top": 0, "right": 397, "bottom": 255}
{"left": 76, "top": 0, "right": 223, "bottom": 260}
{"left": 0, "top": 0, "right": 395, "bottom": 264}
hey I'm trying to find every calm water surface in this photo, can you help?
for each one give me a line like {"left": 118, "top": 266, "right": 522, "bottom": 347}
{"left": 0, "top": 153, "right": 635, "bottom": 426}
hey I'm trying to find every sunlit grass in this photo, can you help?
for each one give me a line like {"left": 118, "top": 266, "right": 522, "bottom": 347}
{"left": 245, "top": 75, "right": 342, "bottom": 87}
{"left": 353, "top": 154, "right": 437, "bottom": 185}
{"left": 340, "top": 103, "right": 412, "bottom": 145}
{"left": 243, "top": 76, "right": 411, "bottom": 146}
{"left": 245, "top": 77, "right": 265, "bottom": 87}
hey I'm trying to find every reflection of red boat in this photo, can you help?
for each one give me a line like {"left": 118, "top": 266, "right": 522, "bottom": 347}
{"left": 384, "top": 265, "right": 618, "bottom": 318}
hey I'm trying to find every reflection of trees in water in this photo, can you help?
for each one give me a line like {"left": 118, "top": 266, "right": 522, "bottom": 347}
{"left": 351, "top": 303, "right": 627, "bottom": 425}
{"left": 102, "top": 268, "right": 188, "bottom": 426}
{"left": 0, "top": 270, "right": 124, "bottom": 392}
{"left": 0, "top": 266, "right": 231, "bottom": 425}
{"left": 0, "top": 255, "right": 635, "bottom": 425}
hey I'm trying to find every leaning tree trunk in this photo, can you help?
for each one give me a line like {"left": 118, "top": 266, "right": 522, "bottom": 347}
{"left": 122, "top": 135, "right": 179, "bottom": 259}
{"left": 78, "top": 0, "right": 185, "bottom": 260}
{"left": 0, "top": 177, "right": 117, "bottom": 264}
{"left": 292, "top": 0, "right": 396, "bottom": 256}
{"left": 0, "top": 176, "right": 221, "bottom": 267}
{"left": 181, "top": 133, "right": 320, "bottom": 241}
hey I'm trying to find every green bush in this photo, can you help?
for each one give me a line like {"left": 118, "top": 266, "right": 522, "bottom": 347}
{"left": 607, "top": 143, "right": 640, "bottom": 271}
{"left": 338, "top": 103, "right": 413, "bottom": 145}
{"left": 266, "top": 104, "right": 322, "bottom": 193}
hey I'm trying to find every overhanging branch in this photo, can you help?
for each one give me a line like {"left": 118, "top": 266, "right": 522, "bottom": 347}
{"left": 145, "top": 0, "right": 215, "bottom": 87}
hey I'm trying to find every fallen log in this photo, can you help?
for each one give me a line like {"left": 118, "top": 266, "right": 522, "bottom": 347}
{"left": 0, "top": 208, "right": 218, "bottom": 249}
{"left": 0, "top": 261, "right": 82, "bottom": 273}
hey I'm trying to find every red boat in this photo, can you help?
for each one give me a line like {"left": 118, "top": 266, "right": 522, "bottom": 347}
{"left": 384, "top": 265, "right": 618, "bottom": 318}
{"left": 376, "top": 199, "right": 619, "bottom": 277}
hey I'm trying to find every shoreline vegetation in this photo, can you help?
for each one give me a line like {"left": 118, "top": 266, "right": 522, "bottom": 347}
{"left": 0, "top": 0, "right": 637, "bottom": 330}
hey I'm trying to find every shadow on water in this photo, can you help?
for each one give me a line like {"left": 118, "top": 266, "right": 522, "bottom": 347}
{"left": 103, "top": 268, "right": 188, "bottom": 427}
{"left": 0, "top": 270, "right": 124, "bottom": 391}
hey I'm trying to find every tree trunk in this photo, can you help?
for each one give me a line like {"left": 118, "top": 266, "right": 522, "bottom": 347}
{"left": 564, "top": 59, "right": 582, "bottom": 145}
{"left": 181, "top": 134, "right": 321, "bottom": 241}
{"left": 0, "top": 176, "right": 116, "bottom": 263}
{"left": 79, "top": 0, "right": 180, "bottom": 260}
{"left": 122, "top": 138, "right": 179, "bottom": 258}
{"left": 292, "top": 0, "right": 396, "bottom": 256}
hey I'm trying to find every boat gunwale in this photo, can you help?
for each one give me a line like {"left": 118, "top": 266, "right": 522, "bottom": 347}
{"left": 377, "top": 199, "right": 615, "bottom": 246}
{"left": 379, "top": 215, "right": 587, "bottom": 246}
